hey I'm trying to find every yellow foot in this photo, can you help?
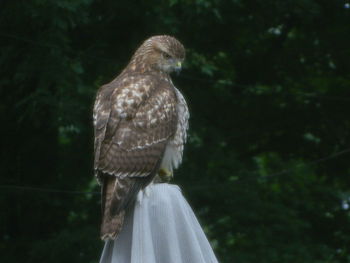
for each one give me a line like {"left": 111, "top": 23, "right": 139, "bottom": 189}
{"left": 158, "top": 168, "right": 173, "bottom": 182}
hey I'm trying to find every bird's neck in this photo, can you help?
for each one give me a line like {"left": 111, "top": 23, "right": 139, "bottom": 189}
{"left": 123, "top": 59, "right": 169, "bottom": 79}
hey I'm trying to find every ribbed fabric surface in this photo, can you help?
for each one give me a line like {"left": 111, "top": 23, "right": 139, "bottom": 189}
{"left": 99, "top": 183, "right": 218, "bottom": 263}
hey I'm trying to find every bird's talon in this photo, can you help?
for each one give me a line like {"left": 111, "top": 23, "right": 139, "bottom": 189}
{"left": 158, "top": 168, "right": 173, "bottom": 182}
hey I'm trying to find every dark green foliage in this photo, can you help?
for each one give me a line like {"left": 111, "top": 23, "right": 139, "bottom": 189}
{"left": 1, "top": 0, "right": 350, "bottom": 262}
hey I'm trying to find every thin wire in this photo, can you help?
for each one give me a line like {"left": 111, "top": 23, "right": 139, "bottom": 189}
{"left": 1, "top": 147, "right": 350, "bottom": 194}
{"left": 0, "top": 185, "right": 99, "bottom": 195}
{"left": 264, "top": 147, "right": 350, "bottom": 178}
{"left": 295, "top": 92, "right": 350, "bottom": 102}
{"left": 187, "top": 147, "right": 350, "bottom": 191}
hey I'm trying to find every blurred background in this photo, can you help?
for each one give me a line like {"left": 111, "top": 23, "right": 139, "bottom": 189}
{"left": 1, "top": 0, "right": 350, "bottom": 262}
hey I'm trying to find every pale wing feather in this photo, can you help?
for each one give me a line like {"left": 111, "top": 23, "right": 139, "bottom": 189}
{"left": 172, "top": 87, "right": 190, "bottom": 168}
{"left": 159, "top": 87, "right": 189, "bottom": 173}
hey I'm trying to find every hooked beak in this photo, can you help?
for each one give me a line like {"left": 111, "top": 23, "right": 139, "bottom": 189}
{"left": 174, "top": 61, "right": 182, "bottom": 75}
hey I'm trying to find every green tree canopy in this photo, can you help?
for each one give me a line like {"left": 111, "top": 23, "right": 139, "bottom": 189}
{"left": 1, "top": 0, "right": 350, "bottom": 262}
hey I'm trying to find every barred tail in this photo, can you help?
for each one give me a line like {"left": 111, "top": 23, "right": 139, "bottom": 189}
{"left": 100, "top": 176, "right": 125, "bottom": 240}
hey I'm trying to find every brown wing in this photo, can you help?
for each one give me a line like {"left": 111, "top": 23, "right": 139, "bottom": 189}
{"left": 93, "top": 74, "right": 178, "bottom": 239}
{"left": 95, "top": 74, "right": 178, "bottom": 179}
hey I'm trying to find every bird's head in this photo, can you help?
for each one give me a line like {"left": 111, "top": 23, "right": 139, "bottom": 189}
{"left": 130, "top": 35, "right": 185, "bottom": 74}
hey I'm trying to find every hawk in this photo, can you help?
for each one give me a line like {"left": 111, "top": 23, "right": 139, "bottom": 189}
{"left": 93, "top": 35, "right": 189, "bottom": 240}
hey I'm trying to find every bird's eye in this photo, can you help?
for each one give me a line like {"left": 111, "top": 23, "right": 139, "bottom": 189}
{"left": 164, "top": 53, "right": 172, "bottom": 59}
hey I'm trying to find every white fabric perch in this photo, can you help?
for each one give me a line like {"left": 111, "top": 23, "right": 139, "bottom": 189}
{"left": 99, "top": 183, "right": 218, "bottom": 263}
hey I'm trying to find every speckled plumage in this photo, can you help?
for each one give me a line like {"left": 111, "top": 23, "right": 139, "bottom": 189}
{"left": 93, "top": 35, "right": 189, "bottom": 240}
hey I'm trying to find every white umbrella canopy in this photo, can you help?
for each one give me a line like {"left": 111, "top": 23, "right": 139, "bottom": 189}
{"left": 99, "top": 183, "right": 218, "bottom": 263}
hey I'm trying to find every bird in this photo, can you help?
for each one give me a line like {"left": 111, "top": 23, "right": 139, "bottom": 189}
{"left": 93, "top": 35, "right": 189, "bottom": 240}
